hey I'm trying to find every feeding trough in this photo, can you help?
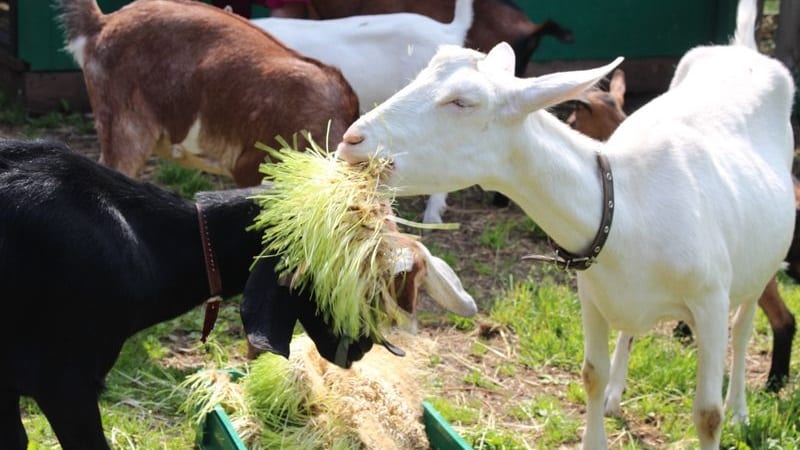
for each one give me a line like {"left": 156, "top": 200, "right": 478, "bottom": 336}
{"left": 196, "top": 399, "right": 471, "bottom": 450}
{"left": 191, "top": 336, "right": 472, "bottom": 450}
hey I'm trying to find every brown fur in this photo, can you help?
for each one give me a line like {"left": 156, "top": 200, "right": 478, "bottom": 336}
{"left": 696, "top": 407, "right": 722, "bottom": 442}
{"left": 581, "top": 360, "right": 599, "bottom": 397}
{"left": 64, "top": 0, "right": 359, "bottom": 186}
{"left": 567, "top": 69, "right": 627, "bottom": 141}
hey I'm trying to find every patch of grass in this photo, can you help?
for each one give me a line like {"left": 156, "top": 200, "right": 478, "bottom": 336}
{"left": 462, "top": 275, "right": 800, "bottom": 447}
{"left": 0, "top": 92, "right": 26, "bottom": 125}
{"left": 516, "top": 216, "right": 548, "bottom": 240}
{"left": 0, "top": 96, "right": 95, "bottom": 136}
{"left": 489, "top": 278, "right": 583, "bottom": 371}
{"left": 426, "top": 396, "right": 480, "bottom": 426}
{"left": 510, "top": 396, "right": 582, "bottom": 447}
{"left": 722, "top": 384, "right": 800, "bottom": 448}
{"left": 479, "top": 219, "right": 515, "bottom": 251}
{"left": 565, "top": 381, "right": 585, "bottom": 404}
{"left": 763, "top": 0, "right": 779, "bottom": 16}
{"left": 450, "top": 314, "right": 477, "bottom": 331}
{"left": 154, "top": 160, "right": 216, "bottom": 199}
{"left": 473, "top": 261, "right": 495, "bottom": 276}
{"left": 470, "top": 341, "right": 490, "bottom": 357}
{"left": 463, "top": 369, "right": 501, "bottom": 391}
{"left": 470, "top": 427, "right": 527, "bottom": 450}
{"left": 497, "top": 363, "right": 517, "bottom": 377}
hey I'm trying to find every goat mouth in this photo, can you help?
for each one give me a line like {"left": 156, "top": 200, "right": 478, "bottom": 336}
{"left": 351, "top": 157, "right": 394, "bottom": 181}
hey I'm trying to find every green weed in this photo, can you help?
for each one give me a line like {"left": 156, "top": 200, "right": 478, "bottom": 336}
{"left": 426, "top": 396, "right": 480, "bottom": 426}
{"left": 0, "top": 96, "right": 95, "bottom": 136}
{"left": 490, "top": 279, "right": 583, "bottom": 370}
{"left": 480, "top": 219, "right": 515, "bottom": 250}
{"left": 154, "top": 160, "right": 216, "bottom": 199}
{"left": 450, "top": 314, "right": 477, "bottom": 331}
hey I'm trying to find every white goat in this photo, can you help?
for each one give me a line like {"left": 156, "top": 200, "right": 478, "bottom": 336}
{"left": 334, "top": 0, "right": 796, "bottom": 446}
{"left": 252, "top": 0, "right": 472, "bottom": 116}
{"left": 252, "top": 0, "right": 473, "bottom": 224}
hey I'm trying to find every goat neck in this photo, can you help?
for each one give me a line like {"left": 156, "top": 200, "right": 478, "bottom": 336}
{"left": 493, "top": 111, "right": 608, "bottom": 257}
{"left": 193, "top": 188, "right": 264, "bottom": 299}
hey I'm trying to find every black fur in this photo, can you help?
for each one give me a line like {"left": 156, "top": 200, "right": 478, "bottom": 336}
{"left": 0, "top": 139, "right": 371, "bottom": 449}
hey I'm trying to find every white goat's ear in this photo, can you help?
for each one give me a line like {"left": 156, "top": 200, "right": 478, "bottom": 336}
{"left": 414, "top": 242, "right": 477, "bottom": 317}
{"left": 479, "top": 42, "right": 516, "bottom": 76}
{"left": 511, "top": 57, "right": 624, "bottom": 115}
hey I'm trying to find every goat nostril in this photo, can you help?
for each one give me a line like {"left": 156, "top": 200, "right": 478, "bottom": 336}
{"left": 343, "top": 131, "right": 364, "bottom": 146}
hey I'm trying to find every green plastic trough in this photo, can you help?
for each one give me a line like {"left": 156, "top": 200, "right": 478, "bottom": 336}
{"left": 196, "top": 394, "right": 471, "bottom": 450}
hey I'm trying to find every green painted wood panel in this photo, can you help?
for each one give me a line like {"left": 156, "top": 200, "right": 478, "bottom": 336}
{"left": 18, "top": 0, "right": 130, "bottom": 71}
{"left": 16, "top": 0, "right": 739, "bottom": 71}
{"left": 517, "top": 0, "right": 738, "bottom": 61}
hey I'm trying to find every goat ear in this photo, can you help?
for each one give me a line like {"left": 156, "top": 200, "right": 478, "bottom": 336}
{"left": 414, "top": 242, "right": 477, "bottom": 317}
{"left": 479, "top": 42, "right": 517, "bottom": 76}
{"left": 241, "top": 258, "right": 298, "bottom": 359}
{"left": 389, "top": 247, "right": 425, "bottom": 333}
{"left": 609, "top": 69, "right": 626, "bottom": 108}
{"left": 510, "top": 57, "right": 624, "bottom": 116}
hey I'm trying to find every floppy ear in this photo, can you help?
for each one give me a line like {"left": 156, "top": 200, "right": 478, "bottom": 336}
{"left": 413, "top": 242, "right": 477, "bottom": 317}
{"left": 508, "top": 57, "right": 624, "bottom": 116}
{"left": 389, "top": 246, "right": 427, "bottom": 334}
{"left": 240, "top": 258, "right": 298, "bottom": 359}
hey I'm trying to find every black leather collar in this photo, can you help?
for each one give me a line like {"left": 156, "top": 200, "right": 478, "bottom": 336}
{"left": 523, "top": 152, "right": 614, "bottom": 271}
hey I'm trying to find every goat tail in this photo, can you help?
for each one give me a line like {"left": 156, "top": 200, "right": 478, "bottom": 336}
{"left": 57, "top": 0, "right": 104, "bottom": 43}
{"left": 535, "top": 20, "right": 574, "bottom": 44}
{"left": 732, "top": 0, "right": 758, "bottom": 50}
{"left": 449, "top": 0, "right": 474, "bottom": 42}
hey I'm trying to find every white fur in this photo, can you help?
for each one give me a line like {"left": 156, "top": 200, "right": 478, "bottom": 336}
{"left": 252, "top": 0, "right": 472, "bottom": 115}
{"left": 335, "top": 0, "right": 796, "bottom": 446}
{"left": 423, "top": 192, "right": 448, "bottom": 224}
{"left": 391, "top": 244, "right": 476, "bottom": 317}
{"left": 66, "top": 37, "right": 88, "bottom": 68}
{"left": 253, "top": 0, "right": 472, "bottom": 224}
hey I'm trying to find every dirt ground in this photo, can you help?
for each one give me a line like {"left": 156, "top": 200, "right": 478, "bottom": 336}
{"left": 2, "top": 115, "right": 785, "bottom": 449}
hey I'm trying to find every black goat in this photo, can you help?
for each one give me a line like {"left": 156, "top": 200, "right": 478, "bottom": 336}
{"left": 0, "top": 139, "right": 377, "bottom": 450}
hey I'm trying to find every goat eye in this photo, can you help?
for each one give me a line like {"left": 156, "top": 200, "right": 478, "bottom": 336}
{"left": 450, "top": 98, "right": 474, "bottom": 108}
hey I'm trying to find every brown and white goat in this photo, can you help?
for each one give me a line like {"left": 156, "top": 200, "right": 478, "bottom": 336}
{"left": 566, "top": 69, "right": 628, "bottom": 141}
{"left": 566, "top": 68, "right": 797, "bottom": 399}
{"left": 60, "top": 0, "right": 359, "bottom": 187}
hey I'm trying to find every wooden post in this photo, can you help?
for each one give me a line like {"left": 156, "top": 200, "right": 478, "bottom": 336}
{"left": 775, "top": 0, "right": 800, "bottom": 71}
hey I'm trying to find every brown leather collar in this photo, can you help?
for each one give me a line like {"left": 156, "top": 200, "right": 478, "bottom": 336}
{"left": 196, "top": 202, "right": 223, "bottom": 342}
{"left": 523, "top": 152, "right": 614, "bottom": 270}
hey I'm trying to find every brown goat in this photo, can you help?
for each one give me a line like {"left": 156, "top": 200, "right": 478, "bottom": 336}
{"left": 61, "top": 0, "right": 359, "bottom": 187}
{"left": 570, "top": 68, "right": 797, "bottom": 392}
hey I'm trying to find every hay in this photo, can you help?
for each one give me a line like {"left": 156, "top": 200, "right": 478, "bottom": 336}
{"left": 182, "top": 331, "right": 435, "bottom": 450}
{"left": 249, "top": 136, "right": 409, "bottom": 341}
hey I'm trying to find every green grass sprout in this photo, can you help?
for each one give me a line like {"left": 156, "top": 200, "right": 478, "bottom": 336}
{"left": 249, "top": 135, "right": 409, "bottom": 341}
